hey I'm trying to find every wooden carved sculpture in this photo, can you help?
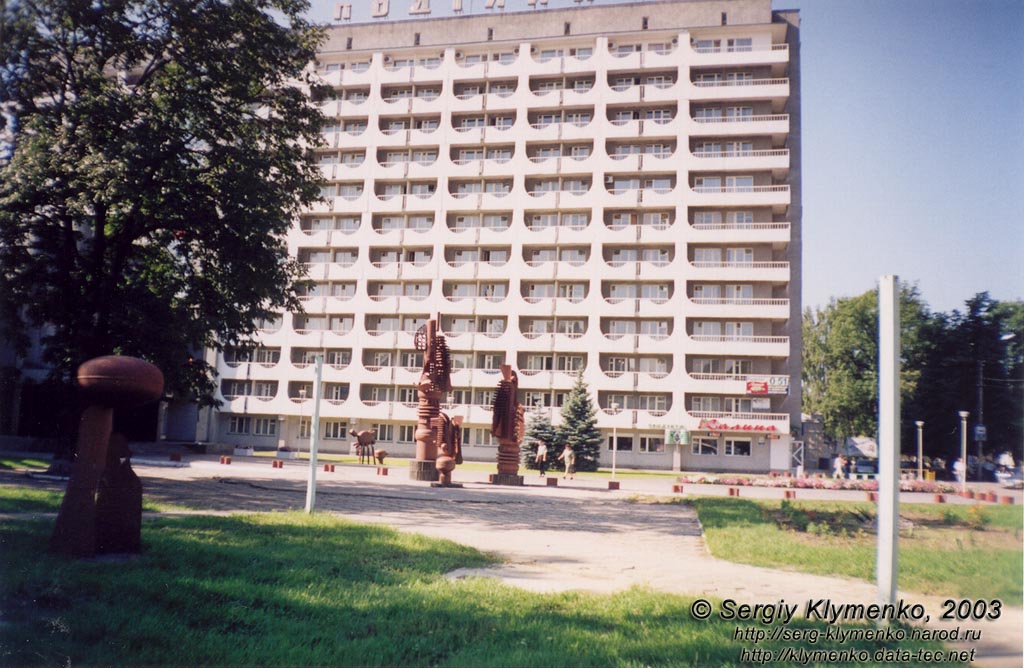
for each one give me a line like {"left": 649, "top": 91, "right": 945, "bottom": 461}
{"left": 490, "top": 365, "right": 525, "bottom": 484}
{"left": 350, "top": 428, "right": 377, "bottom": 465}
{"left": 50, "top": 356, "right": 163, "bottom": 557}
{"left": 410, "top": 317, "right": 453, "bottom": 481}
{"left": 433, "top": 413, "right": 464, "bottom": 485}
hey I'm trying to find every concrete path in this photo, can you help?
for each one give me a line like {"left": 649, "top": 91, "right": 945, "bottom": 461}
{"left": 4, "top": 456, "right": 1021, "bottom": 667}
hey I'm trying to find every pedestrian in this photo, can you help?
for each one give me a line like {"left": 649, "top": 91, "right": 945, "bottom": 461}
{"left": 832, "top": 454, "right": 845, "bottom": 479}
{"left": 535, "top": 441, "right": 548, "bottom": 477}
{"left": 998, "top": 451, "right": 1014, "bottom": 472}
{"left": 952, "top": 457, "right": 965, "bottom": 484}
{"left": 557, "top": 444, "right": 576, "bottom": 480}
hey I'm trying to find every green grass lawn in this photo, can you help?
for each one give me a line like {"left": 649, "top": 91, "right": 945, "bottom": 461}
{"left": 0, "top": 486, "right": 189, "bottom": 514}
{"left": 0, "top": 512, "right": 958, "bottom": 668}
{"left": 683, "top": 497, "right": 1023, "bottom": 600}
{"left": 0, "top": 457, "right": 51, "bottom": 471}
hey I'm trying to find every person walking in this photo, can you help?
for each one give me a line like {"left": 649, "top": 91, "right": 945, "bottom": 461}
{"left": 952, "top": 456, "right": 966, "bottom": 484}
{"left": 832, "top": 454, "right": 846, "bottom": 479}
{"left": 557, "top": 444, "right": 576, "bottom": 480}
{"left": 535, "top": 441, "right": 548, "bottom": 477}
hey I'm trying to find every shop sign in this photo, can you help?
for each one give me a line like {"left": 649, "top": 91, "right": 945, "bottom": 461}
{"left": 698, "top": 418, "right": 778, "bottom": 433}
{"left": 747, "top": 375, "right": 789, "bottom": 395}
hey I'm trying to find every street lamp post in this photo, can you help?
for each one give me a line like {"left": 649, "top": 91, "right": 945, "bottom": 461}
{"left": 915, "top": 421, "right": 924, "bottom": 480}
{"left": 611, "top": 402, "right": 620, "bottom": 480}
{"left": 958, "top": 411, "right": 969, "bottom": 495}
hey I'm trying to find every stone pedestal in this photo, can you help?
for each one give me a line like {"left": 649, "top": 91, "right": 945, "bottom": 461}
{"left": 409, "top": 460, "right": 439, "bottom": 482}
{"left": 490, "top": 473, "right": 524, "bottom": 486}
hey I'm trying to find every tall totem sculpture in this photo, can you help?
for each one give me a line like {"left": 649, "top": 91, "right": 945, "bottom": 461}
{"left": 490, "top": 364, "right": 525, "bottom": 486}
{"left": 409, "top": 317, "right": 452, "bottom": 481}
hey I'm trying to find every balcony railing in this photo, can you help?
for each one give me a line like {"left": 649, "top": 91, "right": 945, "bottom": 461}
{"left": 691, "top": 221, "right": 790, "bottom": 231}
{"left": 692, "top": 149, "right": 790, "bottom": 159}
{"left": 692, "top": 77, "right": 789, "bottom": 88}
{"left": 691, "top": 185, "right": 790, "bottom": 194}
{"left": 689, "top": 297, "right": 789, "bottom": 306}
{"left": 689, "top": 261, "right": 789, "bottom": 269}
{"left": 689, "top": 335, "right": 789, "bottom": 344}
{"left": 692, "top": 114, "right": 789, "bottom": 124}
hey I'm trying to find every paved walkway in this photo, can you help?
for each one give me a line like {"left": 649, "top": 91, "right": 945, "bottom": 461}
{"left": 4, "top": 456, "right": 1022, "bottom": 667}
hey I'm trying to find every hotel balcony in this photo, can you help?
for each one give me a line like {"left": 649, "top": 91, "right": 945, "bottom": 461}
{"left": 687, "top": 114, "right": 790, "bottom": 141}
{"left": 688, "top": 43, "right": 789, "bottom": 68}
{"left": 685, "top": 296, "right": 791, "bottom": 319}
{"left": 687, "top": 77, "right": 790, "bottom": 102}
{"left": 687, "top": 260, "right": 791, "bottom": 283}
{"left": 688, "top": 221, "right": 791, "bottom": 245}
{"left": 685, "top": 334, "right": 790, "bottom": 357}
{"left": 691, "top": 148, "right": 790, "bottom": 175}
{"left": 688, "top": 184, "right": 791, "bottom": 211}
{"left": 685, "top": 372, "right": 791, "bottom": 395}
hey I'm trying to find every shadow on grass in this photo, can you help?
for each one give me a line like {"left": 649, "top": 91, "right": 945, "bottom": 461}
{"left": 0, "top": 514, "right": 956, "bottom": 668}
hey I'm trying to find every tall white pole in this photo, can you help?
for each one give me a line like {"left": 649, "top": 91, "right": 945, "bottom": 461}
{"left": 611, "top": 402, "right": 620, "bottom": 479}
{"left": 305, "top": 355, "right": 324, "bottom": 513}
{"left": 915, "top": 421, "right": 924, "bottom": 480}
{"left": 959, "top": 411, "right": 969, "bottom": 496}
{"left": 877, "top": 275, "right": 900, "bottom": 608}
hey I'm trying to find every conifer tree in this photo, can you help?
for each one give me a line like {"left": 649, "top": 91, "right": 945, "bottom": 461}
{"left": 521, "top": 412, "right": 560, "bottom": 471}
{"left": 557, "top": 374, "right": 603, "bottom": 472}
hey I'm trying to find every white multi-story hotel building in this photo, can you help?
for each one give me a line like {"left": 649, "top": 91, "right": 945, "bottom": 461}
{"left": 202, "top": 0, "right": 803, "bottom": 472}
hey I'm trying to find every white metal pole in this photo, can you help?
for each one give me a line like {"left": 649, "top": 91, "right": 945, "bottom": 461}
{"left": 915, "top": 421, "right": 924, "bottom": 480}
{"left": 611, "top": 402, "right": 619, "bottom": 479}
{"left": 305, "top": 355, "right": 324, "bottom": 513}
{"left": 877, "top": 275, "right": 900, "bottom": 608}
{"left": 959, "top": 411, "right": 969, "bottom": 496}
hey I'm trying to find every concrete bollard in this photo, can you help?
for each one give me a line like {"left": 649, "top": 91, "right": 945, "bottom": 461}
{"left": 784, "top": 490, "right": 796, "bottom": 500}
{"left": 546, "top": 477, "right": 558, "bottom": 487}
{"left": 728, "top": 487, "right": 740, "bottom": 497}
{"left": 866, "top": 491, "right": 878, "bottom": 502}
{"left": 324, "top": 463, "right": 335, "bottom": 472}
{"left": 934, "top": 494, "right": 946, "bottom": 504}
{"left": 377, "top": 466, "right": 388, "bottom": 476}
{"left": 169, "top": 453, "right": 182, "bottom": 462}
{"left": 607, "top": 481, "right": 620, "bottom": 491}
{"left": 220, "top": 456, "right": 231, "bottom": 465}
{"left": 672, "top": 484, "right": 683, "bottom": 494}
{"left": 1000, "top": 496, "right": 1014, "bottom": 505}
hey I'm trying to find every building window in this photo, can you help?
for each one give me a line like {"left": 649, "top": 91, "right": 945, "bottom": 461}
{"left": 640, "top": 436, "right": 665, "bottom": 453}
{"left": 608, "top": 435, "right": 633, "bottom": 451}
{"left": 299, "top": 418, "right": 310, "bottom": 439}
{"left": 398, "top": 424, "right": 415, "bottom": 443}
{"left": 692, "top": 437, "right": 718, "bottom": 456}
{"left": 253, "top": 417, "right": 277, "bottom": 436}
{"left": 323, "top": 421, "right": 348, "bottom": 439}
{"left": 725, "top": 439, "right": 751, "bottom": 456}
{"left": 372, "top": 423, "right": 394, "bottom": 442}
{"left": 228, "top": 416, "right": 250, "bottom": 435}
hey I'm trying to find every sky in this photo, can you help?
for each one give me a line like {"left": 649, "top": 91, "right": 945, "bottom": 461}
{"left": 303, "top": 0, "right": 1024, "bottom": 315}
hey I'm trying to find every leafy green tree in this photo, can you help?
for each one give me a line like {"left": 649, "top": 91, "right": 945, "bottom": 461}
{"left": 905, "top": 293, "right": 1023, "bottom": 462}
{"left": 556, "top": 374, "right": 603, "bottom": 472}
{"left": 520, "top": 412, "right": 560, "bottom": 471}
{"left": 0, "top": 0, "right": 325, "bottom": 405}
{"left": 802, "top": 284, "right": 932, "bottom": 445}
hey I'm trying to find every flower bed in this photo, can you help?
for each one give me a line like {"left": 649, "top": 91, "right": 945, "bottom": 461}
{"left": 677, "top": 475, "right": 957, "bottom": 494}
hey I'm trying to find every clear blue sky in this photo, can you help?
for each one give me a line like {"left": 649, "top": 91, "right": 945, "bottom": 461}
{"left": 304, "top": 0, "right": 1024, "bottom": 315}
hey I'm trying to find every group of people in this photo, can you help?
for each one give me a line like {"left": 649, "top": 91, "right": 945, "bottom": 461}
{"left": 533, "top": 441, "right": 576, "bottom": 479}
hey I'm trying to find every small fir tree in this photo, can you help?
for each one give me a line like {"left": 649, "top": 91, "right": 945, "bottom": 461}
{"left": 557, "top": 374, "right": 603, "bottom": 472}
{"left": 521, "top": 412, "right": 560, "bottom": 471}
